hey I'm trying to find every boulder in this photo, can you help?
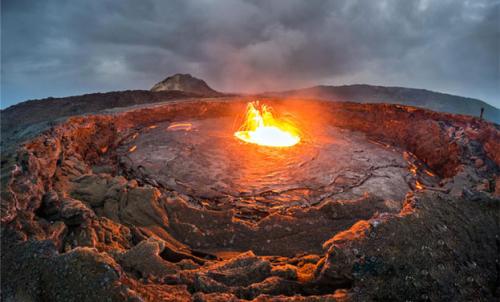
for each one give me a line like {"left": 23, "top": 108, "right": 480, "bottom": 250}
{"left": 119, "top": 237, "right": 178, "bottom": 278}
{"left": 60, "top": 198, "right": 95, "bottom": 226}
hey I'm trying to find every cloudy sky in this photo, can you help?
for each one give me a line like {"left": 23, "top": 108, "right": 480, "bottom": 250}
{"left": 1, "top": 0, "right": 499, "bottom": 108}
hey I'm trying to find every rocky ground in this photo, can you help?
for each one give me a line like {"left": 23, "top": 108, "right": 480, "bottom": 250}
{"left": 1, "top": 98, "right": 499, "bottom": 301}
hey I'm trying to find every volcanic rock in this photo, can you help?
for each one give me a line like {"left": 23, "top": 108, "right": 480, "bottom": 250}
{"left": 60, "top": 197, "right": 95, "bottom": 226}
{"left": 119, "top": 237, "right": 178, "bottom": 278}
{"left": 151, "top": 73, "right": 221, "bottom": 96}
{"left": 316, "top": 191, "right": 499, "bottom": 301}
{"left": 0, "top": 240, "right": 139, "bottom": 302}
{"left": 1, "top": 96, "right": 499, "bottom": 301}
{"left": 494, "top": 176, "right": 500, "bottom": 197}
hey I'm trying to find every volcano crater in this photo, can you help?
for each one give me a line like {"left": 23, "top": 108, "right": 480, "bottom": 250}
{"left": 62, "top": 100, "right": 445, "bottom": 257}
{"left": 3, "top": 98, "right": 499, "bottom": 301}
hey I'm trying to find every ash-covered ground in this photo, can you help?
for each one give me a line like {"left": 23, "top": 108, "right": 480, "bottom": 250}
{"left": 1, "top": 97, "right": 499, "bottom": 301}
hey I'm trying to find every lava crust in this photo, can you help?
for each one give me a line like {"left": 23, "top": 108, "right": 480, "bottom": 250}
{"left": 1, "top": 98, "right": 499, "bottom": 301}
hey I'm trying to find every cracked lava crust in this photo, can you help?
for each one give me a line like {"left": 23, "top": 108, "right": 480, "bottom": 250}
{"left": 1, "top": 98, "right": 499, "bottom": 301}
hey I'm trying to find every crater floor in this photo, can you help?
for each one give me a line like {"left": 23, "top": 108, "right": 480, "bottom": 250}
{"left": 118, "top": 117, "right": 436, "bottom": 221}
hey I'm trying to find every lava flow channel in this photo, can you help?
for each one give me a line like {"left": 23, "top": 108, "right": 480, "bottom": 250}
{"left": 234, "top": 101, "right": 301, "bottom": 147}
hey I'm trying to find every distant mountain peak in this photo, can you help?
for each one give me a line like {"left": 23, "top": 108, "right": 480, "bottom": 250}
{"left": 151, "top": 73, "right": 220, "bottom": 96}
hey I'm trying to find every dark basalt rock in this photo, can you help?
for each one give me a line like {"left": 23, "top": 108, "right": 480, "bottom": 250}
{"left": 1, "top": 98, "right": 499, "bottom": 301}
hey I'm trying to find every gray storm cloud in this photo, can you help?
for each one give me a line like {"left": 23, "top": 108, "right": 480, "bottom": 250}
{"left": 1, "top": 0, "right": 499, "bottom": 108}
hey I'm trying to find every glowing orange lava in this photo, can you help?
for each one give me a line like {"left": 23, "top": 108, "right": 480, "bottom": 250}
{"left": 234, "top": 101, "right": 300, "bottom": 147}
{"left": 167, "top": 122, "right": 193, "bottom": 131}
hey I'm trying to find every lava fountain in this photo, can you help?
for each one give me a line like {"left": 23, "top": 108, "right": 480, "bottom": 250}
{"left": 234, "top": 101, "right": 301, "bottom": 147}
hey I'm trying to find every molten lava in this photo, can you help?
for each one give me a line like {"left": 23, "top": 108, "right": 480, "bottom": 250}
{"left": 234, "top": 102, "right": 300, "bottom": 147}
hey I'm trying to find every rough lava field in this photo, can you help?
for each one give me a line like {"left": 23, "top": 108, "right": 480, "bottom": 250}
{"left": 1, "top": 76, "right": 500, "bottom": 301}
